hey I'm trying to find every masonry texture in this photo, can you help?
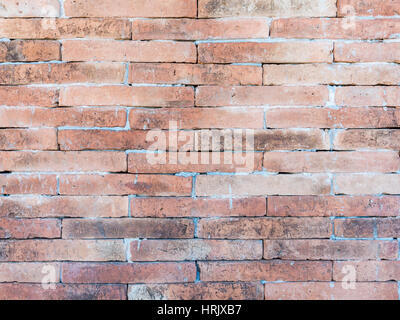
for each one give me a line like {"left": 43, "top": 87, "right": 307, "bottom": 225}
{"left": 0, "top": 0, "right": 399, "bottom": 300}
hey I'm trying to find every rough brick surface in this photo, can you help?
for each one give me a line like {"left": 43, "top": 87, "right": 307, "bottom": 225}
{"left": 1, "top": 0, "right": 399, "bottom": 301}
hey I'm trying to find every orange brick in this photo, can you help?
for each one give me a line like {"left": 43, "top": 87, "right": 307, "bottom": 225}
{"left": 59, "top": 86, "right": 194, "bottom": 107}
{"left": 267, "top": 196, "right": 400, "bottom": 217}
{"left": 130, "top": 239, "right": 262, "bottom": 261}
{"left": 128, "top": 283, "right": 263, "bottom": 300}
{"left": 195, "top": 174, "right": 331, "bottom": 196}
{"left": 334, "top": 219, "right": 375, "bottom": 238}
{"left": 198, "top": 0, "right": 336, "bottom": 18}
{"left": 198, "top": 42, "right": 332, "bottom": 63}
{"left": 0, "top": 175, "right": 57, "bottom": 195}
{"left": 334, "top": 130, "right": 400, "bottom": 150}
{"left": 335, "top": 174, "right": 400, "bottom": 195}
{"left": 62, "top": 262, "right": 196, "bottom": 283}
{"left": 58, "top": 130, "right": 194, "bottom": 151}
{"left": 0, "top": 151, "right": 126, "bottom": 172}
{"left": 196, "top": 86, "right": 329, "bottom": 106}
{"left": 335, "top": 86, "right": 400, "bottom": 107}
{"left": 0, "top": 196, "right": 128, "bottom": 218}
{"left": 0, "top": 128, "right": 57, "bottom": 150}
{"left": 264, "top": 63, "right": 400, "bottom": 85}
{"left": 264, "top": 240, "right": 398, "bottom": 260}
{"left": 132, "top": 18, "right": 269, "bottom": 40}
{"left": 63, "top": 218, "right": 194, "bottom": 239}
{"left": 265, "top": 107, "right": 400, "bottom": 129}
{"left": 264, "top": 282, "right": 398, "bottom": 300}
{"left": 130, "top": 63, "right": 262, "bottom": 85}
{"left": 64, "top": 0, "right": 197, "bottom": 18}
{"left": 0, "top": 63, "right": 125, "bottom": 85}
{"left": 62, "top": 40, "right": 196, "bottom": 62}
{"left": 0, "top": 218, "right": 60, "bottom": 239}
{"left": 59, "top": 174, "right": 192, "bottom": 196}
{"left": 197, "top": 217, "right": 331, "bottom": 239}
{"left": 271, "top": 18, "right": 400, "bottom": 40}
{"left": 0, "top": 40, "right": 60, "bottom": 62}
{"left": 333, "top": 261, "right": 400, "bottom": 281}
{"left": 0, "top": 240, "right": 125, "bottom": 261}
{"left": 335, "top": 42, "right": 400, "bottom": 63}
{"left": 0, "top": 0, "right": 60, "bottom": 17}
{"left": 0, "top": 18, "right": 131, "bottom": 39}
{"left": 128, "top": 152, "right": 262, "bottom": 173}
{"left": 0, "top": 87, "right": 58, "bottom": 107}
{"left": 0, "top": 107, "right": 126, "bottom": 128}
{"left": 129, "top": 108, "right": 264, "bottom": 129}
{"left": 199, "top": 261, "right": 332, "bottom": 281}
{"left": 0, "top": 284, "right": 126, "bottom": 300}
{"left": 0, "top": 263, "right": 60, "bottom": 283}
{"left": 338, "top": 0, "right": 400, "bottom": 16}
{"left": 263, "top": 151, "right": 400, "bottom": 173}
{"left": 130, "top": 197, "right": 266, "bottom": 217}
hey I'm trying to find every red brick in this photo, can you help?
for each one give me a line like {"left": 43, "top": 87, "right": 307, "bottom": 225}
{"left": 130, "top": 108, "right": 264, "bottom": 129}
{"left": 196, "top": 174, "right": 331, "bottom": 196}
{"left": 377, "top": 218, "right": 400, "bottom": 238}
{"left": 0, "top": 151, "right": 126, "bottom": 172}
{"left": 0, "top": 107, "right": 126, "bottom": 128}
{"left": 0, "top": 40, "right": 60, "bottom": 62}
{"left": 0, "top": 87, "right": 58, "bottom": 107}
{"left": 64, "top": 0, "right": 197, "bottom": 18}
{"left": 0, "top": 128, "right": 57, "bottom": 150}
{"left": 334, "top": 130, "right": 400, "bottom": 150}
{"left": 264, "top": 282, "right": 398, "bottom": 300}
{"left": 264, "top": 63, "right": 400, "bottom": 85}
{"left": 267, "top": 196, "right": 400, "bottom": 217}
{"left": 0, "top": 175, "right": 57, "bottom": 195}
{"left": 0, "top": 0, "right": 60, "bottom": 17}
{"left": 335, "top": 174, "right": 400, "bottom": 195}
{"left": 198, "top": 0, "right": 336, "bottom": 18}
{"left": 0, "top": 218, "right": 60, "bottom": 239}
{"left": 197, "top": 217, "right": 331, "bottom": 239}
{"left": 198, "top": 42, "right": 332, "bottom": 63}
{"left": 59, "top": 86, "right": 194, "bottom": 107}
{"left": 338, "top": 0, "right": 400, "bottom": 16}
{"left": 199, "top": 261, "right": 332, "bottom": 282}
{"left": 62, "top": 262, "right": 196, "bottom": 283}
{"left": 0, "top": 263, "right": 60, "bottom": 283}
{"left": 130, "top": 197, "right": 266, "bottom": 218}
{"left": 128, "top": 152, "right": 262, "bottom": 174}
{"left": 62, "top": 40, "right": 196, "bottom": 62}
{"left": 334, "top": 219, "right": 375, "bottom": 238}
{"left": 0, "top": 240, "right": 126, "bottom": 261}
{"left": 335, "top": 42, "right": 400, "bottom": 63}
{"left": 130, "top": 239, "right": 262, "bottom": 261}
{"left": 59, "top": 174, "right": 192, "bottom": 196}
{"left": 0, "top": 18, "right": 131, "bottom": 39}
{"left": 0, "top": 63, "right": 125, "bottom": 85}
{"left": 58, "top": 130, "right": 194, "bottom": 151}
{"left": 271, "top": 18, "right": 400, "bottom": 40}
{"left": 128, "top": 283, "right": 263, "bottom": 300}
{"left": 263, "top": 151, "right": 400, "bottom": 173}
{"left": 0, "top": 196, "right": 128, "bottom": 218}
{"left": 130, "top": 63, "right": 262, "bottom": 85}
{"left": 132, "top": 18, "right": 269, "bottom": 40}
{"left": 63, "top": 218, "right": 194, "bottom": 239}
{"left": 266, "top": 107, "right": 400, "bottom": 129}
{"left": 264, "top": 240, "right": 398, "bottom": 260}
{"left": 335, "top": 86, "right": 400, "bottom": 107}
{"left": 0, "top": 283, "right": 126, "bottom": 300}
{"left": 333, "top": 261, "right": 400, "bottom": 281}
{"left": 196, "top": 86, "right": 329, "bottom": 106}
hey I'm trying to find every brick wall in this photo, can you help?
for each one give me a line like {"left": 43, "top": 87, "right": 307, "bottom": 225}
{"left": 0, "top": 0, "right": 399, "bottom": 300}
